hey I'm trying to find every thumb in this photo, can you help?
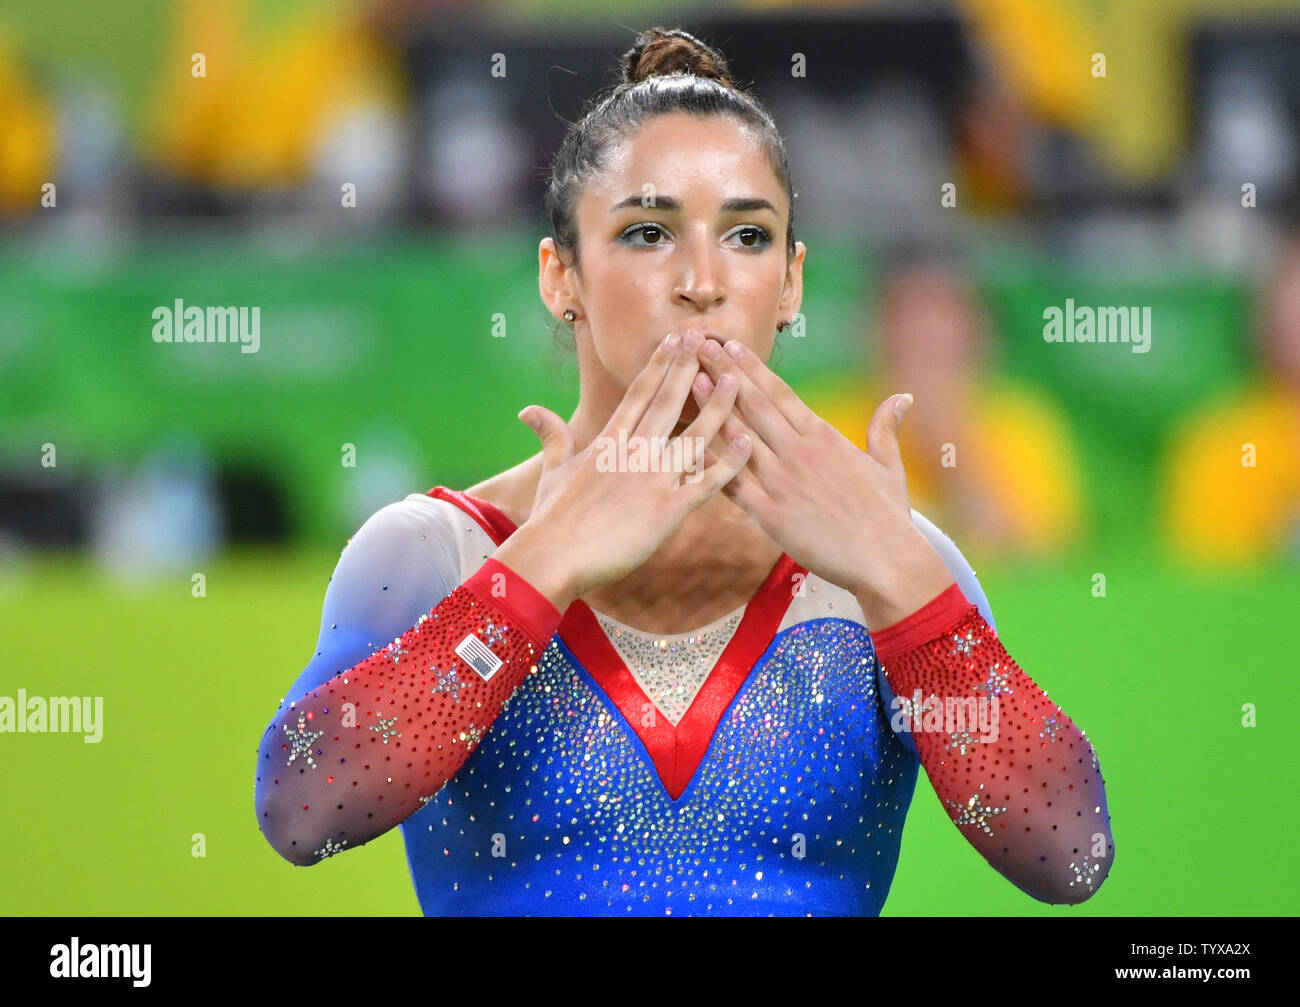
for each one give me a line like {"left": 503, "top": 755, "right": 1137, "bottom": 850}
{"left": 866, "top": 392, "right": 912, "bottom": 465}
{"left": 518, "top": 405, "right": 575, "bottom": 469}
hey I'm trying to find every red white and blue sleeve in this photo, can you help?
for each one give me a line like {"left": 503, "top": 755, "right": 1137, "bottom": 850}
{"left": 253, "top": 496, "right": 563, "bottom": 866}
{"left": 872, "top": 510, "right": 1116, "bottom": 904}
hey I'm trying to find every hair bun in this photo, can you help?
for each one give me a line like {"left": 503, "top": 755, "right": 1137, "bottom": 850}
{"left": 621, "top": 27, "right": 735, "bottom": 87}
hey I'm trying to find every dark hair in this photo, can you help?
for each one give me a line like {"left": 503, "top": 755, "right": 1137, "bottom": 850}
{"left": 545, "top": 27, "right": 797, "bottom": 276}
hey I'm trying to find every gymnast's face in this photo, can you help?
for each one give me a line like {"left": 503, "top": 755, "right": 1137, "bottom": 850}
{"left": 544, "top": 111, "right": 805, "bottom": 404}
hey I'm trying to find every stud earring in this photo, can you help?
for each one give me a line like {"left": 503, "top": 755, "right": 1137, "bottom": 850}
{"left": 563, "top": 309, "right": 576, "bottom": 323}
{"left": 776, "top": 319, "right": 790, "bottom": 332}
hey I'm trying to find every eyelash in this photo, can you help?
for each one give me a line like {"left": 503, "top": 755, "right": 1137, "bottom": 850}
{"left": 617, "top": 223, "right": 772, "bottom": 250}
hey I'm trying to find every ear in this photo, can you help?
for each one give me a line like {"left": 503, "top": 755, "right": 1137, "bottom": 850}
{"left": 539, "top": 237, "right": 581, "bottom": 323}
{"left": 778, "top": 240, "right": 807, "bottom": 323}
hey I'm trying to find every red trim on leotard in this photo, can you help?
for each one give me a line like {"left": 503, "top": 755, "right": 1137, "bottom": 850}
{"left": 559, "top": 552, "right": 801, "bottom": 801}
{"left": 427, "top": 486, "right": 517, "bottom": 546}
{"left": 427, "top": 484, "right": 803, "bottom": 802}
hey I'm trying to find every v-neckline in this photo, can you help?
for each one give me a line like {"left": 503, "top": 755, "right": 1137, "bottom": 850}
{"left": 427, "top": 485, "right": 804, "bottom": 801}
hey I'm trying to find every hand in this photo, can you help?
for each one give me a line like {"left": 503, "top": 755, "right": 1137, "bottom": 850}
{"left": 690, "top": 334, "right": 956, "bottom": 627}
{"left": 494, "top": 331, "right": 753, "bottom": 610}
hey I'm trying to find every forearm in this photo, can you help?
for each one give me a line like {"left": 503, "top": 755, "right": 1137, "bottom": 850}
{"left": 873, "top": 586, "right": 1116, "bottom": 904}
{"left": 254, "top": 557, "right": 562, "bottom": 866}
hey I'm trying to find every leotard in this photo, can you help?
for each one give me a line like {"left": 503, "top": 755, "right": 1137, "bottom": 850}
{"left": 253, "top": 486, "right": 1114, "bottom": 915}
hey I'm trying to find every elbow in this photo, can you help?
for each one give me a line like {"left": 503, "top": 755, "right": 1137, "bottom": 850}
{"left": 256, "top": 804, "right": 340, "bottom": 868}
{"left": 254, "top": 789, "right": 321, "bottom": 868}
{"left": 1023, "top": 836, "right": 1116, "bottom": 906}
{"left": 1034, "top": 877, "right": 1106, "bottom": 907}
{"left": 254, "top": 748, "right": 329, "bottom": 868}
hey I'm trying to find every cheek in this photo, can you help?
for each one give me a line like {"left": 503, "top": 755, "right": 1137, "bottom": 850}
{"left": 587, "top": 272, "right": 671, "bottom": 383}
{"left": 588, "top": 335, "right": 644, "bottom": 389}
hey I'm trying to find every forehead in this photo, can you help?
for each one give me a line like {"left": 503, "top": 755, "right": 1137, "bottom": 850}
{"left": 589, "top": 111, "right": 778, "bottom": 200}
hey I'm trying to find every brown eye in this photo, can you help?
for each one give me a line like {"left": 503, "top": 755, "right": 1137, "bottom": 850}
{"left": 728, "top": 226, "right": 772, "bottom": 250}
{"left": 618, "top": 223, "right": 671, "bottom": 247}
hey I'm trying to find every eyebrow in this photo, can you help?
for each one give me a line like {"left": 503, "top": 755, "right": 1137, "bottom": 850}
{"left": 609, "top": 195, "right": 778, "bottom": 215}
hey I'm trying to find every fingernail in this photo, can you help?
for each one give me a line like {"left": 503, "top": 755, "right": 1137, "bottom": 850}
{"left": 724, "top": 340, "right": 744, "bottom": 359}
{"left": 894, "top": 392, "right": 914, "bottom": 422}
{"left": 665, "top": 333, "right": 681, "bottom": 350}
{"left": 701, "top": 338, "right": 721, "bottom": 358}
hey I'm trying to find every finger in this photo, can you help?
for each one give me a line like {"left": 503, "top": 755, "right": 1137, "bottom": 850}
{"left": 866, "top": 392, "right": 911, "bottom": 468}
{"left": 677, "top": 372, "right": 775, "bottom": 481}
{"left": 671, "top": 372, "right": 733, "bottom": 479}
{"left": 605, "top": 332, "right": 680, "bottom": 437}
{"left": 697, "top": 441, "right": 768, "bottom": 528}
{"left": 689, "top": 372, "right": 778, "bottom": 477}
{"left": 634, "top": 332, "right": 704, "bottom": 439}
{"left": 719, "top": 339, "right": 815, "bottom": 434}
{"left": 675, "top": 430, "right": 754, "bottom": 511}
{"left": 675, "top": 370, "right": 738, "bottom": 469}
{"left": 695, "top": 337, "right": 800, "bottom": 453}
{"left": 519, "top": 405, "right": 575, "bottom": 470}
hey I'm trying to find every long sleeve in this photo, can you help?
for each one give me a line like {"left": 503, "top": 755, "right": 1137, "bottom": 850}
{"left": 872, "top": 582, "right": 1115, "bottom": 904}
{"left": 253, "top": 496, "right": 563, "bottom": 867}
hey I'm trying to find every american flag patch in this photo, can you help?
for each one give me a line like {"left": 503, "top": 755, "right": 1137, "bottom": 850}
{"left": 456, "top": 633, "right": 503, "bottom": 682}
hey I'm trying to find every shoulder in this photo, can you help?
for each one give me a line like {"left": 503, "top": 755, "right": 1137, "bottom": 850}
{"left": 327, "top": 493, "right": 470, "bottom": 595}
{"left": 283, "top": 494, "right": 477, "bottom": 700}
{"left": 909, "top": 508, "right": 997, "bottom": 633}
{"left": 347, "top": 492, "right": 469, "bottom": 551}
{"left": 465, "top": 456, "right": 542, "bottom": 529}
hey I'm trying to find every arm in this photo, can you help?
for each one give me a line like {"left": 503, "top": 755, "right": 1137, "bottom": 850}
{"left": 253, "top": 497, "right": 567, "bottom": 866}
{"left": 869, "top": 512, "right": 1115, "bottom": 905}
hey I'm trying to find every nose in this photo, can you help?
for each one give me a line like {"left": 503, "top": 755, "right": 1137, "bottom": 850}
{"left": 673, "top": 235, "right": 724, "bottom": 312}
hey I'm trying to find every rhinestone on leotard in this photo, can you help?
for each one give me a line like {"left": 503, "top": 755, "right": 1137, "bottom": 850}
{"left": 595, "top": 609, "right": 743, "bottom": 725}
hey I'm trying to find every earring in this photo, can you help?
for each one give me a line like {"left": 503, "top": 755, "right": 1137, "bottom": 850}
{"left": 563, "top": 309, "right": 576, "bottom": 323}
{"left": 776, "top": 319, "right": 790, "bottom": 332}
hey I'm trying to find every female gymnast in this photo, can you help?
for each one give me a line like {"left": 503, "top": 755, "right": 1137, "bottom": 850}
{"left": 253, "top": 27, "right": 1114, "bottom": 916}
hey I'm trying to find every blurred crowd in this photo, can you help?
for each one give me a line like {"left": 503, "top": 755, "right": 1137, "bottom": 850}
{"left": 2, "top": 0, "right": 1299, "bottom": 572}
{"left": 811, "top": 242, "right": 1300, "bottom": 565}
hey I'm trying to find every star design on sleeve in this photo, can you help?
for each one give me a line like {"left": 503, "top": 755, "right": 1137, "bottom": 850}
{"left": 314, "top": 837, "right": 349, "bottom": 860}
{"left": 483, "top": 620, "right": 509, "bottom": 647}
{"left": 430, "top": 665, "right": 466, "bottom": 702}
{"left": 282, "top": 713, "right": 325, "bottom": 770}
{"left": 945, "top": 729, "right": 978, "bottom": 756}
{"left": 1067, "top": 856, "right": 1101, "bottom": 890}
{"left": 384, "top": 638, "right": 410, "bottom": 665}
{"left": 974, "top": 662, "right": 1014, "bottom": 698}
{"left": 946, "top": 784, "right": 1007, "bottom": 836}
{"left": 897, "top": 692, "right": 938, "bottom": 723}
{"left": 369, "top": 714, "right": 402, "bottom": 744}
{"left": 455, "top": 723, "right": 484, "bottom": 751}
{"left": 951, "top": 628, "right": 981, "bottom": 657}
{"left": 1039, "top": 715, "right": 1063, "bottom": 743}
